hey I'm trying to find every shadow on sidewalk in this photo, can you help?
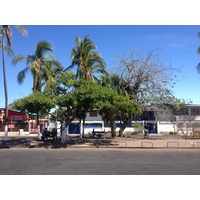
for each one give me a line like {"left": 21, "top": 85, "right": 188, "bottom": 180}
{"left": 0, "top": 137, "right": 67, "bottom": 149}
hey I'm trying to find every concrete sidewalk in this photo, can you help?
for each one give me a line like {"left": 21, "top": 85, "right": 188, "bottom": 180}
{"left": 105, "top": 138, "right": 200, "bottom": 148}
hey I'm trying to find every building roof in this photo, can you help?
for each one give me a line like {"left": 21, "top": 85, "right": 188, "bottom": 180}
{"left": 142, "top": 105, "right": 160, "bottom": 111}
{"left": 186, "top": 104, "right": 200, "bottom": 108}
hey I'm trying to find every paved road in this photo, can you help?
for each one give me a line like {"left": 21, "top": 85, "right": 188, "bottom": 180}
{"left": 0, "top": 149, "right": 200, "bottom": 175}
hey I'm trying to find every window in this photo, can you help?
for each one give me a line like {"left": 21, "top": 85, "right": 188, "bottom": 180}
{"left": 89, "top": 110, "right": 98, "bottom": 117}
{"left": 191, "top": 108, "right": 200, "bottom": 116}
{"left": 173, "top": 108, "right": 188, "bottom": 115}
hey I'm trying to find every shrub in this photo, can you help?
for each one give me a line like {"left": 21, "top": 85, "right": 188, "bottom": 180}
{"left": 169, "top": 131, "right": 178, "bottom": 135}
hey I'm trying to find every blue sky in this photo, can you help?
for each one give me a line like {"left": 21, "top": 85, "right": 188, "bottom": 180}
{"left": 1, "top": 25, "right": 200, "bottom": 108}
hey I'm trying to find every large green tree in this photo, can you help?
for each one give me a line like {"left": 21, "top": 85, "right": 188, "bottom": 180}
{"left": 12, "top": 40, "right": 62, "bottom": 92}
{"left": 11, "top": 92, "right": 55, "bottom": 138}
{"left": 66, "top": 36, "right": 107, "bottom": 82}
{"left": 0, "top": 25, "right": 27, "bottom": 141}
{"left": 101, "top": 95, "right": 142, "bottom": 137}
{"left": 43, "top": 70, "right": 75, "bottom": 97}
{"left": 58, "top": 79, "right": 98, "bottom": 139}
{"left": 58, "top": 79, "right": 141, "bottom": 138}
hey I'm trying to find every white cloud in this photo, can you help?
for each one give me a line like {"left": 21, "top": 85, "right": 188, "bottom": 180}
{"left": 146, "top": 34, "right": 198, "bottom": 50}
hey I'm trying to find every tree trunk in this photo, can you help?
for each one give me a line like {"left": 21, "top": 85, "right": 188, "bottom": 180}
{"left": 61, "top": 124, "right": 66, "bottom": 144}
{"left": 62, "top": 114, "right": 72, "bottom": 144}
{"left": 61, "top": 124, "right": 69, "bottom": 144}
{"left": 47, "top": 113, "right": 50, "bottom": 131}
{"left": 82, "top": 117, "right": 86, "bottom": 138}
{"left": 119, "top": 122, "right": 126, "bottom": 137}
{"left": 37, "top": 112, "right": 41, "bottom": 139}
{"left": 110, "top": 114, "right": 116, "bottom": 137}
{"left": 79, "top": 119, "right": 83, "bottom": 139}
{"left": 2, "top": 35, "right": 9, "bottom": 141}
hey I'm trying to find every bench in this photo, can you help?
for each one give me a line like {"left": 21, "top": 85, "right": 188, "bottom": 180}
{"left": 91, "top": 129, "right": 106, "bottom": 138}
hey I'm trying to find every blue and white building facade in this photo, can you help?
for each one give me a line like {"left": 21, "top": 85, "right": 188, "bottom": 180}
{"left": 79, "top": 104, "right": 200, "bottom": 135}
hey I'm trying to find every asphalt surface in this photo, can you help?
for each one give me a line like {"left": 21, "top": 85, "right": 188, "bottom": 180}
{"left": 1, "top": 133, "right": 200, "bottom": 175}
{"left": 0, "top": 148, "right": 200, "bottom": 175}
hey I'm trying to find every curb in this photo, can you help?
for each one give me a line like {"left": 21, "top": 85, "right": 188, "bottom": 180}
{"left": 1, "top": 144, "right": 200, "bottom": 150}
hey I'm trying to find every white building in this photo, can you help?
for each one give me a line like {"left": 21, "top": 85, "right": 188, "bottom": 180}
{"left": 38, "top": 104, "right": 200, "bottom": 136}
{"left": 80, "top": 104, "right": 200, "bottom": 135}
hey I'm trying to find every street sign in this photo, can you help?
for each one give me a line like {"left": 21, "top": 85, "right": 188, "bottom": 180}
{"left": 8, "top": 124, "right": 15, "bottom": 129}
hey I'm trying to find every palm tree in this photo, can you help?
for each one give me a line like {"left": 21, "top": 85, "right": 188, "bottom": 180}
{"left": 0, "top": 25, "right": 27, "bottom": 141}
{"left": 12, "top": 40, "right": 63, "bottom": 92}
{"left": 66, "top": 35, "right": 107, "bottom": 82}
{"left": 99, "top": 73, "right": 130, "bottom": 96}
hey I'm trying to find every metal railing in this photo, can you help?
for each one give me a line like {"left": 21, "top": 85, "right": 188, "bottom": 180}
{"left": 141, "top": 142, "right": 153, "bottom": 147}
{"left": 167, "top": 141, "right": 179, "bottom": 147}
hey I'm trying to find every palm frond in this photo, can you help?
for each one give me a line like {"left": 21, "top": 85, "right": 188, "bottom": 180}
{"left": 42, "top": 54, "right": 57, "bottom": 61}
{"left": 35, "top": 41, "right": 53, "bottom": 59}
{"left": 12, "top": 54, "right": 26, "bottom": 65}
{"left": 13, "top": 25, "right": 28, "bottom": 36}
{"left": 197, "top": 47, "right": 200, "bottom": 55}
{"left": 0, "top": 44, "right": 14, "bottom": 56}
{"left": 2, "top": 25, "right": 12, "bottom": 47}
{"left": 69, "top": 35, "right": 107, "bottom": 81}
{"left": 49, "top": 60, "right": 63, "bottom": 69}
{"left": 196, "top": 63, "right": 200, "bottom": 73}
{"left": 64, "top": 63, "right": 75, "bottom": 72}
{"left": 26, "top": 55, "right": 35, "bottom": 65}
{"left": 17, "top": 68, "right": 28, "bottom": 85}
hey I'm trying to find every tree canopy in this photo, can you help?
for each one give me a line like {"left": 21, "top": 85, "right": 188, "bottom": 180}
{"left": 58, "top": 79, "right": 141, "bottom": 137}
{"left": 109, "top": 49, "right": 183, "bottom": 107}
{"left": 12, "top": 40, "right": 63, "bottom": 92}
{"left": 66, "top": 35, "right": 107, "bottom": 82}
{"left": 10, "top": 91, "right": 55, "bottom": 124}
